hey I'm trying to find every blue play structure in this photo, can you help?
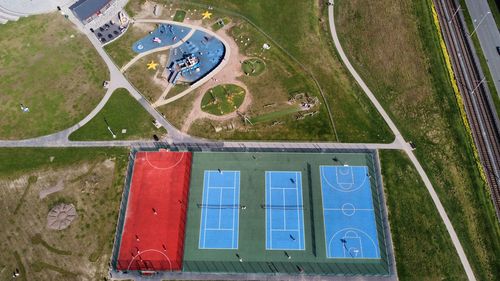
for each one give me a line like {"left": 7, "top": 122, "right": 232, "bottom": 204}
{"left": 320, "top": 165, "right": 380, "bottom": 259}
{"left": 132, "top": 23, "right": 191, "bottom": 53}
{"left": 167, "top": 30, "right": 225, "bottom": 84}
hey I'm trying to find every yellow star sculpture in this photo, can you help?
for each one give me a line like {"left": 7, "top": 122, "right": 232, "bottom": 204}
{"left": 201, "top": 10, "right": 212, "bottom": 19}
{"left": 147, "top": 61, "right": 159, "bottom": 70}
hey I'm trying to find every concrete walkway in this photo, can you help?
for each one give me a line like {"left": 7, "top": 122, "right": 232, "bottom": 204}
{"left": 328, "top": 3, "right": 476, "bottom": 281}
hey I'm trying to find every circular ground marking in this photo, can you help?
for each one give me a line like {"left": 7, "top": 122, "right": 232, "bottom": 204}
{"left": 341, "top": 203, "right": 356, "bottom": 216}
{"left": 242, "top": 58, "right": 265, "bottom": 76}
{"left": 47, "top": 203, "right": 77, "bottom": 230}
{"left": 201, "top": 84, "right": 246, "bottom": 116}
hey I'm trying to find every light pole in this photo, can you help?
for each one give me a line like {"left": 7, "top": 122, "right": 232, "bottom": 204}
{"left": 469, "top": 11, "right": 491, "bottom": 38}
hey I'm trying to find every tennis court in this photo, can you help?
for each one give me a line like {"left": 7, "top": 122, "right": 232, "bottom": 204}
{"left": 265, "top": 171, "right": 305, "bottom": 250}
{"left": 198, "top": 170, "right": 241, "bottom": 249}
{"left": 320, "top": 165, "right": 380, "bottom": 259}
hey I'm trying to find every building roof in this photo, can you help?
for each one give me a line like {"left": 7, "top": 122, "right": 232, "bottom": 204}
{"left": 70, "top": 0, "right": 110, "bottom": 21}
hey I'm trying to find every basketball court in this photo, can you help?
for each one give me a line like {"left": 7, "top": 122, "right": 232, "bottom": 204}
{"left": 320, "top": 165, "right": 380, "bottom": 259}
{"left": 115, "top": 151, "right": 192, "bottom": 271}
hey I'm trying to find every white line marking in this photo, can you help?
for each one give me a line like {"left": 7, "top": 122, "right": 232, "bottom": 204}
{"left": 144, "top": 152, "right": 185, "bottom": 170}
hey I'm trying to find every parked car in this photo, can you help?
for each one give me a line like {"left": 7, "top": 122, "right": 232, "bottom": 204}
{"left": 496, "top": 46, "right": 500, "bottom": 56}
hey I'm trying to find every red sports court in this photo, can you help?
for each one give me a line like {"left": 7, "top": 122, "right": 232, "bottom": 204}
{"left": 115, "top": 151, "right": 192, "bottom": 271}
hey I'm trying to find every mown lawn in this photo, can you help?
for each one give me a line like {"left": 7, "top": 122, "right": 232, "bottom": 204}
{"left": 0, "top": 148, "right": 128, "bottom": 281}
{"left": 336, "top": 0, "right": 500, "bottom": 279}
{"left": 0, "top": 14, "right": 108, "bottom": 140}
{"left": 380, "top": 150, "right": 467, "bottom": 280}
{"left": 201, "top": 84, "right": 245, "bottom": 116}
{"left": 69, "top": 88, "right": 165, "bottom": 141}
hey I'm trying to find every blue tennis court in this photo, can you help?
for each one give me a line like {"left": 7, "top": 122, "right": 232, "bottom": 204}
{"left": 320, "top": 166, "right": 380, "bottom": 259}
{"left": 265, "top": 171, "right": 305, "bottom": 250}
{"left": 199, "top": 170, "right": 240, "bottom": 249}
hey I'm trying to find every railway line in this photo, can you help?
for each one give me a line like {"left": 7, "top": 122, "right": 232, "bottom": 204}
{"left": 434, "top": 0, "right": 500, "bottom": 220}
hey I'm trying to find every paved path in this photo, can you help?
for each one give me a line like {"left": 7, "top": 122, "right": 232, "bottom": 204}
{"left": 464, "top": 0, "right": 500, "bottom": 99}
{"left": 329, "top": 2, "right": 476, "bottom": 280}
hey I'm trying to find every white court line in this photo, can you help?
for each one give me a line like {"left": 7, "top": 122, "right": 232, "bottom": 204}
{"left": 218, "top": 185, "right": 223, "bottom": 229}
{"left": 271, "top": 229, "right": 300, "bottom": 232}
{"left": 232, "top": 171, "right": 236, "bottom": 248}
{"left": 270, "top": 187, "right": 298, "bottom": 190}
{"left": 324, "top": 208, "right": 374, "bottom": 211}
{"left": 282, "top": 188, "right": 286, "bottom": 229}
{"left": 207, "top": 186, "right": 237, "bottom": 189}
{"left": 205, "top": 228, "right": 235, "bottom": 231}
{"left": 144, "top": 152, "right": 185, "bottom": 170}
{"left": 202, "top": 172, "right": 210, "bottom": 248}
{"left": 295, "top": 171, "right": 302, "bottom": 249}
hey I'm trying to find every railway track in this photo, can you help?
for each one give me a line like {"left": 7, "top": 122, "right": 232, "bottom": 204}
{"left": 434, "top": 0, "right": 500, "bottom": 220}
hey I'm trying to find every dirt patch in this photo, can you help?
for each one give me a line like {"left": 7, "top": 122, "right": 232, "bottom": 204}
{"left": 0, "top": 159, "right": 122, "bottom": 281}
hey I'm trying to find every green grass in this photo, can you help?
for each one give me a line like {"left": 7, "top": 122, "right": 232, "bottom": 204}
{"left": 157, "top": 88, "right": 199, "bottom": 129}
{"left": 69, "top": 88, "right": 165, "bottom": 141}
{"left": 242, "top": 58, "right": 266, "bottom": 76}
{"left": 201, "top": 84, "right": 245, "bottom": 115}
{"left": 0, "top": 148, "right": 128, "bottom": 280}
{"left": 124, "top": 52, "right": 167, "bottom": 102}
{"left": 173, "top": 10, "right": 187, "bottom": 22}
{"left": 487, "top": 0, "right": 500, "bottom": 28}
{"left": 0, "top": 14, "right": 108, "bottom": 140}
{"left": 250, "top": 107, "right": 301, "bottom": 124}
{"left": 335, "top": 0, "right": 500, "bottom": 279}
{"left": 211, "top": 17, "right": 231, "bottom": 31}
{"left": 380, "top": 150, "right": 467, "bottom": 280}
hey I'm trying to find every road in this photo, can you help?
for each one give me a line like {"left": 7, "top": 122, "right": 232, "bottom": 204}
{"left": 464, "top": 0, "right": 500, "bottom": 99}
{"left": 328, "top": 2, "right": 476, "bottom": 281}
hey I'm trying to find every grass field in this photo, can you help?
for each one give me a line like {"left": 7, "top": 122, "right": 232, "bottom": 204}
{"left": 242, "top": 58, "right": 265, "bottom": 76}
{"left": 104, "top": 22, "right": 157, "bottom": 68}
{"left": 124, "top": 52, "right": 168, "bottom": 102}
{"left": 0, "top": 14, "right": 108, "bottom": 140}
{"left": 173, "top": 10, "right": 186, "bottom": 22}
{"left": 380, "top": 150, "right": 467, "bottom": 280}
{"left": 69, "top": 88, "right": 165, "bottom": 141}
{"left": 335, "top": 0, "right": 500, "bottom": 279}
{"left": 0, "top": 148, "right": 128, "bottom": 281}
{"left": 125, "top": 0, "right": 394, "bottom": 143}
{"left": 157, "top": 88, "right": 199, "bottom": 129}
{"left": 201, "top": 84, "right": 245, "bottom": 115}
